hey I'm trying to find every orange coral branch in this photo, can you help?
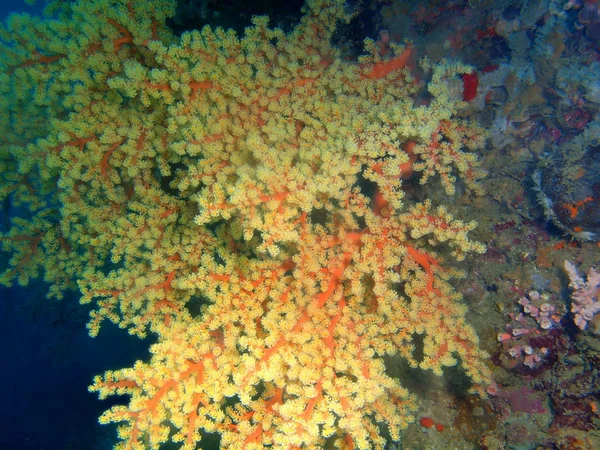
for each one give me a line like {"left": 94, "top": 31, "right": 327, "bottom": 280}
{"left": 362, "top": 47, "right": 413, "bottom": 80}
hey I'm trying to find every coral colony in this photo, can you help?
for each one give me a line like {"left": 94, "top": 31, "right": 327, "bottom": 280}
{"left": 497, "top": 289, "right": 564, "bottom": 370}
{"left": 0, "top": 0, "right": 492, "bottom": 447}
{"left": 564, "top": 260, "right": 600, "bottom": 331}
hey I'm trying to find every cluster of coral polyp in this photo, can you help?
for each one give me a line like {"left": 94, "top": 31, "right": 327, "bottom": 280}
{"left": 0, "top": 0, "right": 489, "bottom": 448}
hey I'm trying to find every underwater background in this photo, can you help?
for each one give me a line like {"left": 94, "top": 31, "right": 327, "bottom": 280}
{"left": 1, "top": 1, "right": 599, "bottom": 449}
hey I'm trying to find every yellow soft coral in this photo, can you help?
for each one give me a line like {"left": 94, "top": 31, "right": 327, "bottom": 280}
{"left": 2, "top": 0, "right": 489, "bottom": 448}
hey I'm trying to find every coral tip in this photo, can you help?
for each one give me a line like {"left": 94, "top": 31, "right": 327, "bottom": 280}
{"left": 461, "top": 71, "right": 478, "bottom": 101}
{"left": 420, "top": 417, "right": 435, "bottom": 428}
{"left": 435, "top": 423, "right": 445, "bottom": 432}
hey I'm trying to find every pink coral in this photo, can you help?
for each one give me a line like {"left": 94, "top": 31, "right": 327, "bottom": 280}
{"left": 564, "top": 260, "right": 600, "bottom": 330}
